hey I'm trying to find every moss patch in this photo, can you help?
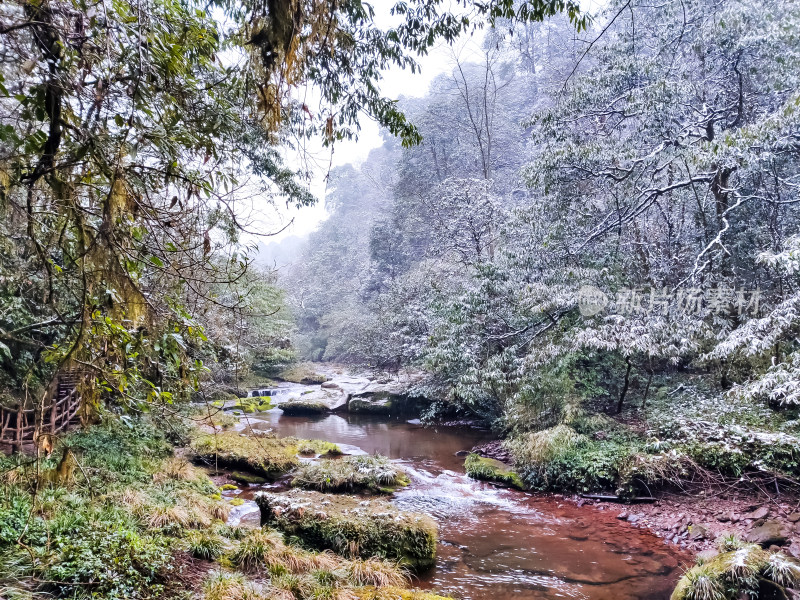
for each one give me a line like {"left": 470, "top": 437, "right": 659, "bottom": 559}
{"left": 291, "top": 455, "right": 410, "bottom": 493}
{"left": 348, "top": 397, "right": 394, "bottom": 415}
{"left": 232, "top": 397, "right": 273, "bottom": 413}
{"left": 190, "top": 431, "right": 336, "bottom": 480}
{"left": 355, "top": 587, "right": 453, "bottom": 600}
{"left": 280, "top": 400, "right": 329, "bottom": 415}
{"left": 464, "top": 454, "right": 525, "bottom": 490}
{"left": 255, "top": 490, "right": 437, "bottom": 571}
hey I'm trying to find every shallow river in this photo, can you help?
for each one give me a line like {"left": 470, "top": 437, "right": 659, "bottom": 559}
{"left": 229, "top": 410, "right": 689, "bottom": 600}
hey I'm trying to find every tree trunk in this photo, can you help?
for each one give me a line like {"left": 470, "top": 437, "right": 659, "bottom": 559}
{"left": 641, "top": 363, "right": 654, "bottom": 410}
{"left": 617, "top": 356, "right": 632, "bottom": 414}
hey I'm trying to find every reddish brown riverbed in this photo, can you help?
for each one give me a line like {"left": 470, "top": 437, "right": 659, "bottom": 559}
{"left": 232, "top": 411, "right": 691, "bottom": 600}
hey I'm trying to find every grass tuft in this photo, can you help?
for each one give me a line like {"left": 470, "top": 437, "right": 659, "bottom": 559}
{"left": 346, "top": 558, "right": 407, "bottom": 587}
{"left": 671, "top": 544, "right": 800, "bottom": 600}
{"left": 202, "top": 571, "right": 271, "bottom": 600}
{"left": 229, "top": 528, "right": 284, "bottom": 571}
{"left": 186, "top": 530, "right": 226, "bottom": 560}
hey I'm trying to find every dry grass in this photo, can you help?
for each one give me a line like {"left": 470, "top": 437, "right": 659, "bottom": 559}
{"left": 346, "top": 559, "right": 407, "bottom": 588}
{"left": 221, "top": 524, "right": 411, "bottom": 600}
{"left": 146, "top": 503, "right": 200, "bottom": 529}
{"left": 154, "top": 457, "right": 197, "bottom": 482}
{"left": 116, "top": 485, "right": 231, "bottom": 531}
{"left": 508, "top": 424, "right": 586, "bottom": 465}
{"left": 203, "top": 571, "right": 272, "bottom": 600}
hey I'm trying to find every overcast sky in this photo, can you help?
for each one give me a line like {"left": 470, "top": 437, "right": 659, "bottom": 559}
{"left": 247, "top": 0, "right": 605, "bottom": 246}
{"left": 245, "top": 1, "right": 488, "bottom": 244}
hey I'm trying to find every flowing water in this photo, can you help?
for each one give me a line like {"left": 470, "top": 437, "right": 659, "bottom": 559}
{"left": 227, "top": 408, "right": 689, "bottom": 600}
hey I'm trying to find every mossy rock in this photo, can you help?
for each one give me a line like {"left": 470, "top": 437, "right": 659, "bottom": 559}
{"left": 291, "top": 454, "right": 410, "bottom": 493}
{"left": 464, "top": 454, "right": 525, "bottom": 490}
{"left": 348, "top": 391, "right": 425, "bottom": 416}
{"left": 296, "top": 440, "right": 343, "bottom": 456}
{"left": 255, "top": 490, "right": 437, "bottom": 571}
{"left": 348, "top": 398, "right": 394, "bottom": 415}
{"left": 230, "top": 471, "right": 268, "bottom": 485}
{"left": 232, "top": 397, "right": 273, "bottom": 413}
{"left": 190, "top": 432, "right": 336, "bottom": 480}
{"left": 280, "top": 401, "right": 329, "bottom": 415}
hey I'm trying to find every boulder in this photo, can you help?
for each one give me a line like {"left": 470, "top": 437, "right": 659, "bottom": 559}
{"left": 744, "top": 506, "right": 769, "bottom": 520}
{"left": 688, "top": 523, "right": 710, "bottom": 540}
{"left": 745, "top": 520, "right": 788, "bottom": 547}
{"left": 463, "top": 454, "right": 525, "bottom": 490}
{"left": 230, "top": 471, "right": 268, "bottom": 485}
{"left": 348, "top": 394, "right": 395, "bottom": 415}
{"left": 347, "top": 389, "right": 424, "bottom": 415}
{"left": 280, "top": 389, "right": 347, "bottom": 413}
{"left": 280, "top": 400, "right": 329, "bottom": 415}
{"left": 255, "top": 489, "right": 437, "bottom": 570}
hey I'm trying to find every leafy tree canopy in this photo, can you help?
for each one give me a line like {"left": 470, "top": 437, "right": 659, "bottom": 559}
{"left": 0, "top": 0, "right": 586, "bottom": 408}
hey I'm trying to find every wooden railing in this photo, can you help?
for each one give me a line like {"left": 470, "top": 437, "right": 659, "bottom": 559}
{"left": 0, "top": 375, "right": 82, "bottom": 451}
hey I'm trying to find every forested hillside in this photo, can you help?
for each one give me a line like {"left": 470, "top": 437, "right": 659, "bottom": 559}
{"left": 291, "top": 0, "right": 800, "bottom": 428}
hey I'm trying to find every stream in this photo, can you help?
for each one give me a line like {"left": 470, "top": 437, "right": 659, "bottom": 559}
{"left": 222, "top": 393, "right": 688, "bottom": 600}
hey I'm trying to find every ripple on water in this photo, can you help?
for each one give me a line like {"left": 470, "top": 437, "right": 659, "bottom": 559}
{"left": 393, "top": 463, "right": 549, "bottom": 521}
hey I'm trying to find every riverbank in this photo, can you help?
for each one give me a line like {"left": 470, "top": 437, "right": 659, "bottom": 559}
{"left": 471, "top": 441, "right": 800, "bottom": 559}
{"left": 224, "top": 405, "right": 691, "bottom": 599}
{"left": 244, "top": 364, "right": 800, "bottom": 562}
{"left": 0, "top": 417, "right": 454, "bottom": 600}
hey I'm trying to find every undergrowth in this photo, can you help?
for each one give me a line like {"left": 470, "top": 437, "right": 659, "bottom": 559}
{"left": 0, "top": 418, "right": 446, "bottom": 600}
{"left": 671, "top": 536, "right": 800, "bottom": 600}
{"left": 507, "top": 377, "right": 800, "bottom": 498}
